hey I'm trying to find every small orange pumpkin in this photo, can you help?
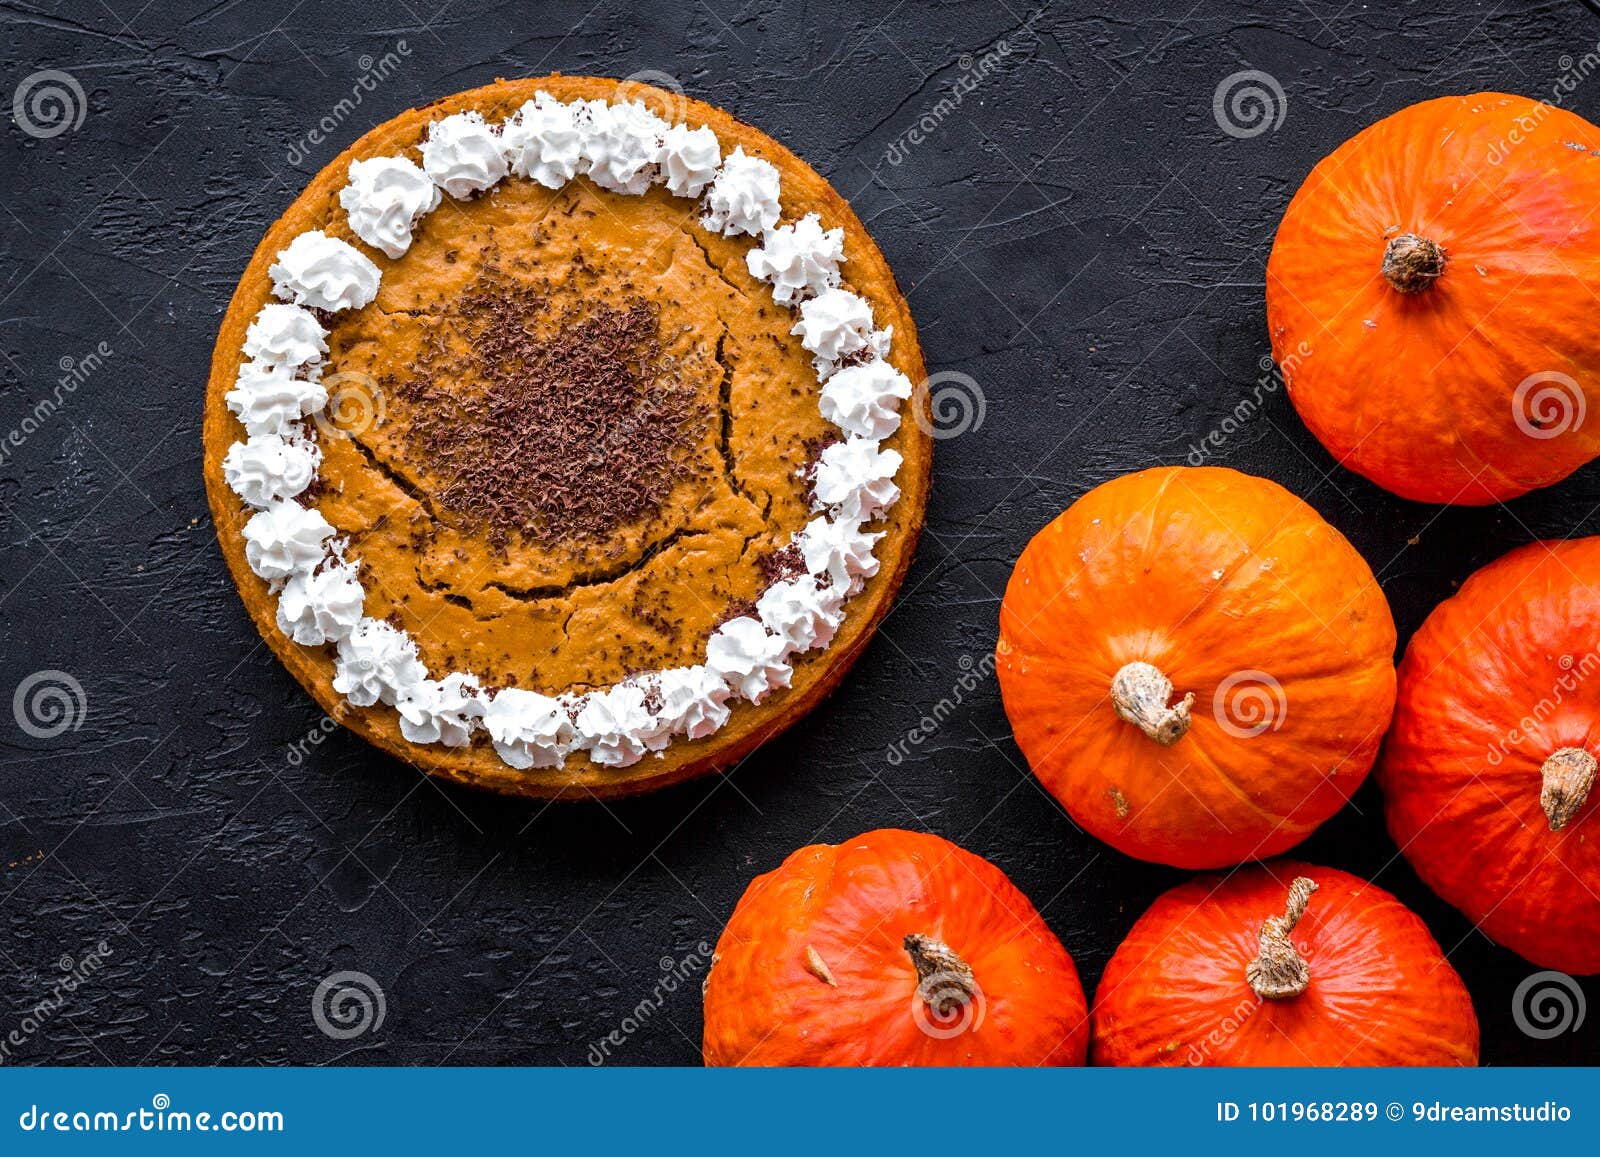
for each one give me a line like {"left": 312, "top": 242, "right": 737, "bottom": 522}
{"left": 1092, "top": 861, "right": 1479, "bottom": 1066}
{"left": 1267, "top": 93, "right": 1600, "bottom": 504}
{"left": 701, "top": 828, "right": 1088, "bottom": 1066}
{"left": 1379, "top": 538, "right": 1600, "bottom": 974}
{"left": 996, "top": 466, "right": 1396, "bottom": 869}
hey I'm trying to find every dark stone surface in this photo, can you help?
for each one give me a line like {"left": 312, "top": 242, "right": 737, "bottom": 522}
{"left": 1, "top": 0, "right": 1597, "bottom": 1066}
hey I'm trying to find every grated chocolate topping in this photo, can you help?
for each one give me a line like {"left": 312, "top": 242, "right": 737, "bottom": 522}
{"left": 712, "top": 598, "right": 759, "bottom": 630}
{"left": 392, "top": 271, "right": 709, "bottom": 549}
{"left": 757, "top": 542, "right": 806, "bottom": 585}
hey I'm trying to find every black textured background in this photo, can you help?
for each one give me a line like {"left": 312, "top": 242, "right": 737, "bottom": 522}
{"left": 1, "top": 0, "right": 1597, "bottom": 1067}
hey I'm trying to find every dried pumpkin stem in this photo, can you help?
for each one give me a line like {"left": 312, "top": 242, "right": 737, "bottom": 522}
{"left": 1245, "top": 876, "right": 1318, "bottom": 1001}
{"left": 1381, "top": 232, "right": 1447, "bottom": 293}
{"left": 1111, "top": 661, "right": 1194, "bottom": 746}
{"left": 1540, "top": 747, "right": 1596, "bottom": 832}
{"left": 803, "top": 944, "right": 838, "bottom": 987}
{"left": 903, "top": 933, "right": 976, "bottom": 1017}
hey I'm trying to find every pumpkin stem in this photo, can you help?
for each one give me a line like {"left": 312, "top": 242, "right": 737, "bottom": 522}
{"left": 1111, "top": 661, "right": 1194, "bottom": 746}
{"left": 1381, "top": 232, "right": 1446, "bottom": 293}
{"left": 1540, "top": 747, "right": 1596, "bottom": 832}
{"left": 904, "top": 933, "right": 977, "bottom": 1017}
{"left": 803, "top": 944, "right": 838, "bottom": 986}
{"left": 1245, "top": 876, "right": 1318, "bottom": 1001}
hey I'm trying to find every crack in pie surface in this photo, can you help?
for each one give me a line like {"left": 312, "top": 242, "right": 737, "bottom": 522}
{"left": 203, "top": 76, "right": 932, "bottom": 798}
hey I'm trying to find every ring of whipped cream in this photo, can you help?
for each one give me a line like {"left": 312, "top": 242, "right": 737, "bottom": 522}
{"left": 222, "top": 92, "right": 913, "bottom": 772}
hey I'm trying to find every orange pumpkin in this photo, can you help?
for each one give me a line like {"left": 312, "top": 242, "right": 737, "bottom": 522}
{"left": 701, "top": 828, "right": 1088, "bottom": 1066}
{"left": 996, "top": 466, "right": 1396, "bottom": 869}
{"left": 1379, "top": 538, "right": 1600, "bottom": 974}
{"left": 1092, "top": 861, "right": 1479, "bottom": 1066}
{"left": 1266, "top": 93, "right": 1600, "bottom": 505}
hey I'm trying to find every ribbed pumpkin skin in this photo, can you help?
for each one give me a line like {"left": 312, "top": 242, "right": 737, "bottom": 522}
{"left": 702, "top": 829, "right": 1088, "bottom": 1066}
{"left": 1266, "top": 93, "right": 1600, "bottom": 505}
{"left": 1092, "top": 862, "right": 1479, "bottom": 1066}
{"left": 996, "top": 466, "right": 1397, "bottom": 869}
{"left": 1379, "top": 539, "right": 1600, "bottom": 975}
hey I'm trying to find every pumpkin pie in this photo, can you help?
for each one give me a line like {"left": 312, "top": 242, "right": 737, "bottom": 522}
{"left": 202, "top": 76, "right": 931, "bottom": 798}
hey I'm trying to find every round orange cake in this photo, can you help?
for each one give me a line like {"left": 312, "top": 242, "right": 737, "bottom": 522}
{"left": 202, "top": 76, "right": 931, "bottom": 798}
